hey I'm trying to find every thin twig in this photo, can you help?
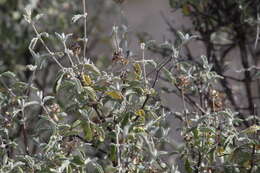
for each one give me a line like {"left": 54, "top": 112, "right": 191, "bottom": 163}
{"left": 141, "top": 56, "right": 172, "bottom": 110}
{"left": 116, "top": 125, "right": 122, "bottom": 172}
{"left": 254, "top": 12, "right": 260, "bottom": 49}
{"left": 82, "top": 0, "right": 88, "bottom": 60}
{"left": 31, "top": 23, "right": 64, "bottom": 69}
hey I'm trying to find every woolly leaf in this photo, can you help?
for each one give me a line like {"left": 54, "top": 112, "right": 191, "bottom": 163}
{"left": 135, "top": 109, "right": 145, "bottom": 116}
{"left": 133, "top": 63, "right": 142, "bottom": 80}
{"left": 54, "top": 72, "right": 66, "bottom": 93}
{"left": 82, "top": 121, "right": 93, "bottom": 141}
{"left": 105, "top": 91, "right": 124, "bottom": 100}
{"left": 82, "top": 74, "right": 93, "bottom": 86}
{"left": 84, "top": 63, "right": 101, "bottom": 75}
{"left": 84, "top": 86, "right": 97, "bottom": 101}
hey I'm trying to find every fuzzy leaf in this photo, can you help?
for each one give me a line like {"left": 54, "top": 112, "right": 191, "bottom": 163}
{"left": 54, "top": 72, "right": 66, "bottom": 93}
{"left": 84, "top": 64, "right": 101, "bottom": 76}
{"left": 109, "top": 144, "right": 117, "bottom": 163}
{"left": 105, "top": 91, "right": 124, "bottom": 100}
{"left": 135, "top": 109, "right": 145, "bottom": 116}
{"left": 185, "top": 159, "right": 193, "bottom": 173}
{"left": 242, "top": 125, "right": 260, "bottom": 134}
{"left": 163, "top": 67, "right": 174, "bottom": 82}
{"left": 82, "top": 74, "right": 93, "bottom": 86}
{"left": 82, "top": 121, "right": 93, "bottom": 141}
{"left": 84, "top": 86, "right": 97, "bottom": 101}
{"left": 0, "top": 71, "right": 16, "bottom": 79}
{"left": 74, "top": 78, "right": 83, "bottom": 93}
{"left": 133, "top": 63, "right": 142, "bottom": 80}
{"left": 24, "top": 101, "right": 39, "bottom": 108}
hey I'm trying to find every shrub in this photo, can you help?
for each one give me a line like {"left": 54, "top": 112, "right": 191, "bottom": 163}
{"left": 0, "top": 1, "right": 259, "bottom": 173}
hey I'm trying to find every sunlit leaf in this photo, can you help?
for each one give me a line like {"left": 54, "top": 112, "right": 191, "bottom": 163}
{"left": 135, "top": 109, "right": 145, "bottom": 116}
{"left": 84, "top": 63, "right": 101, "bottom": 76}
{"left": 133, "top": 63, "right": 142, "bottom": 80}
{"left": 182, "top": 5, "right": 191, "bottom": 15}
{"left": 105, "top": 91, "right": 124, "bottom": 100}
{"left": 82, "top": 74, "right": 93, "bottom": 86}
{"left": 84, "top": 86, "right": 97, "bottom": 101}
{"left": 242, "top": 125, "right": 260, "bottom": 134}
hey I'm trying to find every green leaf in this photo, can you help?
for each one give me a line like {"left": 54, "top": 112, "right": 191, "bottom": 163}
{"left": 57, "top": 160, "right": 70, "bottom": 173}
{"left": 109, "top": 144, "right": 117, "bottom": 163}
{"left": 105, "top": 91, "right": 124, "bottom": 100}
{"left": 163, "top": 67, "right": 174, "bottom": 82}
{"left": 24, "top": 101, "right": 40, "bottom": 108}
{"left": 121, "top": 112, "right": 131, "bottom": 127}
{"left": 92, "top": 162, "right": 104, "bottom": 173}
{"left": 133, "top": 63, "right": 142, "bottom": 80}
{"left": 182, "top": 5, "right": 191, "bottom": 15}
{"left": 84, "top": 63, "right": 101, "bottom": 76}
{"left": 74, "top": 78, "right": 83, "bottom": 93}
{"left": 82, "top": 121, "right": 93, "bottom": 141}
{"left": 84, "top": 86, "right": 97, "bottom": 101}
{"left": 66, "top": 165, "right": 72, "bottom": 173}
{"left": 242, "top": 125, "right": 260, "bottom": 134}
{"left": 185, "top": 159, "right": 193, "bottom": 173}
{"left": 43, "top": 96, "right": 55, "bottom": 103}
{"left": 71, "top": 120, "right": 81, "bottom": 129}
{"left": 146, "top": 59, "right": 157, "bottom": 68}
{"left": 95, "top": 126, "right": 105, "bottom": 142}
{"left": 71, "top": 155, "right": 85, "bottom": 166}
{"left": 54, "top": 72, "right": 66, "bottom": 93}
{"left": 254, "top": 71, "right": 260, "bottom": 79}
{"left": 0, "top": 71, "right": 16, "bottom": 79}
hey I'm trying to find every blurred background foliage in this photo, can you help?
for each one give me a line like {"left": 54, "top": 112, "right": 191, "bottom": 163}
{"left": 159, "top": 0, "right": 260, "bottom": 124}
{"left": 0, "top": 0, "right": 123, "bottom": 79}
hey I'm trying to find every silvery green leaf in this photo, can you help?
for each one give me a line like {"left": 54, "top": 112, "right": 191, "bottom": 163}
{"left": 12, "top": 161, "right": 26, "bottom": 168}
{"left": 83, "top": 86, "right": 97, "bottom": 101}
{"left": 24, "top": 101, "right": 40, "bottom": 108}
{"left": 135, "top": 60, "right": 157, "bottom": 67}
{"left": 177, "top": 31, "right": 186, "bottom": 41}
{"left": 210, "top": 27, "right": 234, "bottom": 45}
{"left": 72, "top": 14, "right": 84, "bottom": 23}
{"left": 39, "top": 114, "right": 57, "bottom": 126}
{"left": 39, "top": 32, "right": 49, "bottom": 38}
{"left": 74, "top": 78, "right": 83, "bottom": 93}
{"left": 35, "top": 13, "right": 44, "bottom": 21}
{"left": 55, "top": 32, "right": 73, "bottom": 42}
{"left": 30, "top": 50, "right": 40, "bottom": 59}
{"left": 25, "top": 6, "right": 32, "bottom": 16}
{"left": 23, "top": 14, "right": 31, "bottom": 23}
{"left": 57, "top": 160, "right": 70, "bottom": 172}
{"left": 29, "top": 37, "right": 38, "bottom": 50}
{"left": 55, "top": 32, "right": 66, "bottom": 41}
{"left": 26, "top": 64, "right": 37, "bottom": 71}
{"left": 91, "top": 162, "right": 104, "bottom": 173}
{"left": 83, "top": 63, "right": 101, "bottom": 76}
{"left": 0, "top": 71, "right": 16, "bottom": 79}
{"left": 157, "top": 150, "right": 169, "bottom": 156}
{"left": 113, "top": 25, "right": 118, "bottom": 33}
{"left": 43, "top": 96, "right": 55, "bottom": 103}
{"left": 13, "top": 109, "right": 22, "bottom": 118}
{"left": 54, "top": 72, "right": 66, "bottom": 93}
{"left": 23, "top": 7, "right": 32, "bottom": 23}
{"left": 163, "top": 67, "right": 174, "bottom": 82}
